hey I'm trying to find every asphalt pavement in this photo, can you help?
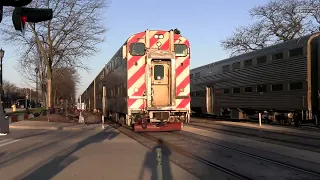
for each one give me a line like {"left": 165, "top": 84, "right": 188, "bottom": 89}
{"left": 0, "top": 125, "right": 197, "bottom": 180}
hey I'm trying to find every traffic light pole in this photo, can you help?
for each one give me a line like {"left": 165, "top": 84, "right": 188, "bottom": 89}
{"left": 0, "top": 53, "right": 8, "bottom": 135}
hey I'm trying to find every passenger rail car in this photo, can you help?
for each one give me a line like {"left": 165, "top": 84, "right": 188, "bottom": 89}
{"left": 190, "top": 33, "right": 320, "bottom": 126}
{"left": 80, "top": 29, "right": 191, "bottom": 132}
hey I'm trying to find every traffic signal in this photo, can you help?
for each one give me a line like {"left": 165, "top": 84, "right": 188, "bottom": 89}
{"left": 12, "top": 7, "right": 53, "bottom": 33}
{"left": 0, "top": 0, "right": 33, "bottom": 7}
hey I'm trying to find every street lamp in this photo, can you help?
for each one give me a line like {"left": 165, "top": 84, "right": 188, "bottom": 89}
{"left": 35, "top": 67, "right": 39, "bottom": 107}
{"left": 0, "top": 48, "right": 5, "bottom": 111}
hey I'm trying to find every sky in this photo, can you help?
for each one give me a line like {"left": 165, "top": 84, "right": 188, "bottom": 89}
{"left": 0, "top": 0, "right": 270, "bottom": 98}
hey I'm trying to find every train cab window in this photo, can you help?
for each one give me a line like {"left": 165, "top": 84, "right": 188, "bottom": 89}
{"left": 195, "top": 72, "right": 200, "bottom": 78}
{"left": 129, "top": 43, "right": 146, "bottom": 56}
{"left": 289, "top": 47, "right": 303, "bottom": 57}
{"left": 174, "top": 44, "right": 188, "bottom": 57}
{"left": 271, "top": 84, "right": 283, "bottom": 91}
{"left": 232, "top": 62, "right": 240, "bottom": 70}
{"left": 272, "top": 52, "right": 283, "bottom": 60}
{"left": 244, "top": 59, "right": 253, "bottom": 68}
{"left": 244, "top": 87, "right": 252, "bottom": 92}
{"left": 257, "top": 56, "right": 267, "bottom": 65}
{"left": 222, "top": 65, "right": 229, "bottom": 73}
{"left": 223, "top": 89, "right": 230, "bottom": 94}
{"left": 233, "top": 88, "right": 240, "bottom": 93}
{"left": 289, "top": 82, "right": 303, "bottom": 90}
{"left": 257, "top": 84, "right": 267, "bottom": 92}
{"left": 153, "top": 65, "right": 164, "bottom": 80}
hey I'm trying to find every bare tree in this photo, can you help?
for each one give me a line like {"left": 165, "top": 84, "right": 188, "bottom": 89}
{"left": 0, "top": 0, "right": 108, "bottom": 109}
{"left": 221, "top": 22, "right": 273, "bottom": 56}
{"left": 221, "top": 0, "right": 319, "bottom": 56}
{"left": 52, "top": 66, "right": 79, "bottom": 105}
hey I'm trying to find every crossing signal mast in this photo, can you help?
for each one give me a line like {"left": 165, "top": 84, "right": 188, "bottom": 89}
{"left": 0, "top": 0, "right": 53, "bottom": 34}
{"left": 0, "top": 0, "right": 52, "bottom": 135}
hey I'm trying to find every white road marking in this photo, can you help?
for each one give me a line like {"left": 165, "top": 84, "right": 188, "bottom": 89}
{"left": 0, "top": 139, "right": 21, "bottom": 147}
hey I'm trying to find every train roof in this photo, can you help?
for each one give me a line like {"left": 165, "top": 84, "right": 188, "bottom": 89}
{"left": 191, "top": 34, "right": 314, "bottom": 72}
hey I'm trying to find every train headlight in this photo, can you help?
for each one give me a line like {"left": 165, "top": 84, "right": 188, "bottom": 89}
{"left": 134, "top": 87, "right": 139, "bottom": 92}
{"left": 180, "top": 88, "right": 184, "bottom": 92}
{"left": 154, "top": 34, "right": 159, "bottom": 38}
{"left": 156, "top": 41, "right": 162, "bottom": 47}
{"left": 158, "top": 34, "right": 164, "bottom": 39}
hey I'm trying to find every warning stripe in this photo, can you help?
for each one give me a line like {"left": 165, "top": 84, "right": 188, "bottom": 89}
{"left": 175, "top": 36, "right": 191, "bottom": 109}
{"left": 176, "top": 98, "right": 190, "bottom": 109}
{"left": 127, "top": 32, "right": 146, "bottom": 109}
{"left": 150, "top": 30, "right": 170, "bottom": 50}
{"left": 126, "top": 30, "right": 191, "bottom": 111}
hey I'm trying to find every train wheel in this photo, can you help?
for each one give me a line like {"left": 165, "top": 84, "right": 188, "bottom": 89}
{"left": 293, "top": 112, "right": 301, "bottom": 127}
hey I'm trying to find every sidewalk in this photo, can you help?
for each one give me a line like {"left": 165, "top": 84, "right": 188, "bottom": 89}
{"left": 2, "top": 124, "right": 199, "bottom": 180}
{"left": 9, "top": 120, "right": 101, "bottom": 130}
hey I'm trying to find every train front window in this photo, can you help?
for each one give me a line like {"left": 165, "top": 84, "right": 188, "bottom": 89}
{"left": 174, "top": 44, "right": 188, "bottom": 57}
{"left": 129, "top": 43, "right": 145, "bottom": 56}
{"left": 154, "top": 65, "right": 164, "bottom": 80}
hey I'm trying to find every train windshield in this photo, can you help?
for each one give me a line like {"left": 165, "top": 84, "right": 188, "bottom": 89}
{"left": 174, "top": 44, "right": 188, "bottom": 57}
{"left": 130, "top": 42, "right": 146, "bottom": 56}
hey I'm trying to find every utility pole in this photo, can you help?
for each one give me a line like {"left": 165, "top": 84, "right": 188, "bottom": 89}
{"left": 0, "top": 48, "right": 8, "bottom": 135}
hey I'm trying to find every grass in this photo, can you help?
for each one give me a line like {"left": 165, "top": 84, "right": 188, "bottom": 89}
{"left": 7, "top": 107, "right": 46, "bottom": 116}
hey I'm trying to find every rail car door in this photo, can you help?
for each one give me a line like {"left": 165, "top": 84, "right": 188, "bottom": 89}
{"left": 151, "top": 60, "right": 171, "bottom": 106}
{"left": 206, "top": 86, "right": 214, "bottom": 114}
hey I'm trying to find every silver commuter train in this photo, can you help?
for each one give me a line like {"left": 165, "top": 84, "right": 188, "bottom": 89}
{"left": 190, "top": 33, "right": 320, "bottom": 126}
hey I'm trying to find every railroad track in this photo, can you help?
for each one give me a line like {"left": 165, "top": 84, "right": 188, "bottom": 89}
{"left": 171, "top": 131, "right": 320, "bottom": 178}
{"left": 138, "top": 131, "right": 251, "bottom": 180}
{"left": 187, "top": 122, "right": 320, "bottom": 152}
{"left": 191, "top": 115, "right": 320, "bottom": 130}
{"left": 106, "top": 121, "right": 251, "bottom": 180}
{"left": 106, "top": 120, "right": 320, "bottom": 180}
{"left": 190, "top": 118, "right": 320, "bottom": 139}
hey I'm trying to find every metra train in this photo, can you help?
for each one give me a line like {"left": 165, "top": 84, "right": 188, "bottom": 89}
{"left": 80, "top": 29, "right": 191, "bottom": 132}
{"left": 190, "top": 33, "right": 320, "bottom": 127}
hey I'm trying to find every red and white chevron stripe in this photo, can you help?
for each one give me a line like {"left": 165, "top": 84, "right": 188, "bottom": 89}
{"left": 126, "top": 30, "right": 190, "bottom": 111}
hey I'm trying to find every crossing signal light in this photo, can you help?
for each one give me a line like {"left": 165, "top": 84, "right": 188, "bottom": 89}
{"left": 0, "top": 0, "right": 33, "bottom": 7}
{"left": 12, "top": 7, "right": 53, "bottom": 33}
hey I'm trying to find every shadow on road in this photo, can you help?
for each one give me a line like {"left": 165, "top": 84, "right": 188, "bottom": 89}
{"left": 0, "top": 152, "right": 6, "bottom": 159}
{"left": 138, "top": 139, "right": 173, "bottom": 180}
{"left": 18, "top": 126, "right": 119, "bottom": 180}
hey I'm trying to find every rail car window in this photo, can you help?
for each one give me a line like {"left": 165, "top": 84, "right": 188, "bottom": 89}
{"left": 195, "top": 72, "right": 200, "bottom": 78}
{"left": 271, "top": 84, "right": 283, "bottom": 91}
{"left": 272, "top": 52, "right": 283, "bottom": 60}
{"left": 174, "top": 44, "right": 188, "bottom": 57}
{"left": 244, "top": 87, "right": 252, "bottom": 92}
{"left": 244, "top": 59, "right": 253, "bottom": 68}
{"left": 289, "top": 82, "right": 303, "bottom": 90}
{"left": 289, "top": 47, "right": 303, "bottom": 57}
{"left": 257, "top": 84, "right": 267, "bottom": 92}
{"left": 223, "top": 89, "right": 230, "bottom": 94}
{"left": 154, "top": 65, "right": 164, "bottom": 80}
{"left": 233, "top": 88, "right": 240, "bottom": 93}
{"left": 222, "top": 65, "right": 229, "bottom": 73}
{"left": 232, "top": 62, "right": 240, "bottom": 70}
{"left": 199, "top": 91, "right": 206, "bottom": 97}
{"left": 257, "top": 56, "right": 267, "bottom": 65}
{"left": 129, "top": 43, "right": 146, "bottom": 56}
